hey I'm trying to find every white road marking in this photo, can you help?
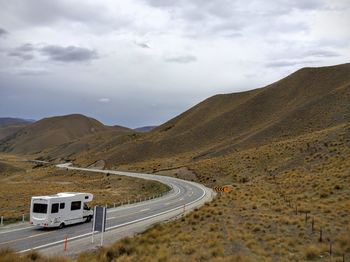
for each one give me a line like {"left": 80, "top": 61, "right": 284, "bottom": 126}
{"left": 139, "top": 208, "right": 150, "bottom": 212}
{"left": 106, "top": 217, "right": 116, "bottom": 221}
{"left": 0, "top": 226, "right": 34, "bottom": 235}
{"left": 0, "top": 231, "right": 54, "bottom": 245}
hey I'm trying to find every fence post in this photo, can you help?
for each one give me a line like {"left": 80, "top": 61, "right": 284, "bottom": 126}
{"left": 319, "top": 227, "right": 323, "bottom": 242}
{"left": 329, "top": 241, "right": 332, "bottom": 256}
{"left": 311, "top": 217, "right": 314, "bottom": 233}
{"left": 305, "top": 212, "right": 308, "bottom": 224}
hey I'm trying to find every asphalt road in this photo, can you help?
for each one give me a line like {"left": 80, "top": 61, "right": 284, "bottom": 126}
{"left": 0, "top": 163, "right": 213, "bottom": 254}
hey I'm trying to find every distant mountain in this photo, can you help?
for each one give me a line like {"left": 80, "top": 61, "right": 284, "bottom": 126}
{"left": 0, "top": 114, "right": 115, "bottom": 154}
{"left": 134, "top": 126, "right": 157, "bottom": 133}
{"left": 0, "top": 118, "right": 35, "bottom": 140}
{"left": 0, "top": 117, "right": 34, "bottom": 128}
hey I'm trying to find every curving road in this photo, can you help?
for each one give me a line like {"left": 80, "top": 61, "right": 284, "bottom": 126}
{"left": 0, "top": 163, "right": 214, "bottom": 256}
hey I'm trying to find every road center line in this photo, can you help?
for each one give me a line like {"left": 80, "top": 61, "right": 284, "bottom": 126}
{"left": 0, "top": 226, "right": 34, "bottom": 235}
{"left": 0, "top": 231, "right": 54, "bottom": 246}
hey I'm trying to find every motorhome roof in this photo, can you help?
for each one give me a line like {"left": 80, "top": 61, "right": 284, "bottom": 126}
{"left": 32, "top": 192, "right": 90, "bottom": 199}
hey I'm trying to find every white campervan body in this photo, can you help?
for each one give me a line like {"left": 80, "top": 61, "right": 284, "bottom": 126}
{"left": 30, "top": 192, "right": 93, "bottom": 228}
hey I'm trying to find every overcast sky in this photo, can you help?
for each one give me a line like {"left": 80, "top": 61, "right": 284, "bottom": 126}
{"left": 0, "top": 0, "right": 349, "bottom": 128}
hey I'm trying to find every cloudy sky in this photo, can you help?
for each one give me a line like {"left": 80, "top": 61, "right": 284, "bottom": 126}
{"left": 0, "top": 0, "right": 349, "bottom": 128}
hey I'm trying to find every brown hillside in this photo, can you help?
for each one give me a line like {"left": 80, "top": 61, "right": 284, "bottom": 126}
{"left": 70, "top": 63, "right": 350, "bottom": 167}
{"left": 0, "top": 114, "right": 126, "bottom": 154}
{"left": 0, "top": 118, "right": 33, "bottom": 140}
{"left": 0, "top": 125, "right": 26, "bottom": 140}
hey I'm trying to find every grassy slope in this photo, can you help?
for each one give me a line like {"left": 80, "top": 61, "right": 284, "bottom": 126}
{"left": 0, "top": 117, "right": 33, "bottom": 140}
{"left": 0, "top": 114, "right": 132, "bottom": 155}
{"left": 76, "top": 123, "right": 350, "bottom": 262}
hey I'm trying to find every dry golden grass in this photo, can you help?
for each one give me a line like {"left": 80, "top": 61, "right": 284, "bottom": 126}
{"left": 0, "top": 153, "right": 169, "bottom": 222}
{"left": 1, "top": 125, "right": 348, "bottom": 261}
{"left": 73, "top": 123, "right": 349, "bottom": 261}
{"left": 0, "top": 247, "right": 70, "bottom": 262}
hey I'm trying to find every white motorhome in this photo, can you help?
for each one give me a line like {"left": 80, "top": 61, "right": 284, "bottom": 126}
{"left": 30, "top": 192, "right": 93, "bottom": 228}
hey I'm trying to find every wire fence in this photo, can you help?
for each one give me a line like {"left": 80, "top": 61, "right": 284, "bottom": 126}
{"left": 271, "top": 176, "right": 348, "bottom": 261}
{"left": 0, "top": 191, "right": 171, "bottom": 227}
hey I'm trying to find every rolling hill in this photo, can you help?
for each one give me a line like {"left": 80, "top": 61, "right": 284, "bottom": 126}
{"left": 0, "top": 118, "right": 34, "bottom": 140}
{"left": 67, "top": 63, "right": 349, "bottom": 167}
{"left": 0, "top": 114, "right": 131, "bottom": 154}
{"left": 134, "top": 126, "right": 157, "bottom": 133}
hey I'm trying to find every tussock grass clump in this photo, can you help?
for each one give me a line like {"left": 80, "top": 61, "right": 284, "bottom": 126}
{"left": 304, "top": 245, "right": 320, "bottom": 260}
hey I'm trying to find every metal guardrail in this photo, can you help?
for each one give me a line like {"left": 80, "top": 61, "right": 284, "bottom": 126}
{"left": 0, "top": 191, "right": 171, "bottom": 227}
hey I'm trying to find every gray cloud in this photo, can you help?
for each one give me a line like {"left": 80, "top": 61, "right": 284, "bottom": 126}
{"left": 304, "top": 50, "right": 340, "bottom": 58}
{"left": 0, "top": 28, "right": 8, "bottom": 37}
{"left": 17, "top": 68, "right": 50, "bottom": 76}
{"left": 39, "top": 45, "right": 98, "bottom": 62}
{"left": 164, "top": 55, "right": 197, "bottom": 64}
{"left": 7, "top": 43, "right": 35, "bottom": 60}
{"left": 6, "top": 43, "right": 98, "bottom": 63}
{"left": 1, "top": 0, "right": 108, "bottom": 26}
{"left": 266, "top": 59, "right": 320, "bottom": 68}
{"left": 134, "top": 41, "right": 150, "bottom": 49}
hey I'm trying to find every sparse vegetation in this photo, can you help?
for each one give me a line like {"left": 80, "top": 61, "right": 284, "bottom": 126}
{"left": 0, "top": 153, "right": 169, "bottom": 221}
{"left": 73, "top": 123, "right": 349, "bottom": 261}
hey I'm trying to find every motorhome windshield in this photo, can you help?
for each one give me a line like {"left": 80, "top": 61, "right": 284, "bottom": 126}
{"left": 33, "top": 203, "right": 48, "bottom": 213}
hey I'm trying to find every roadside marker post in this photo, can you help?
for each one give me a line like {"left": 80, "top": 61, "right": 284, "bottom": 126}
{"left": 91, "top": 206, "right": 107, "bottom": 246}
{"left": 64, "top": 235, "right": 68, "bottom": 251}
{"left": 91, "top": 206, "right": 96, "bottom": 243}
{"left": 101, "top": 206, "right": 106, "bottom": 247}
{"left": 22, "top": 214, "right": 25, "bottom": 222}
{"left": 1, "top": 216, "right": 3, "bottom": 226}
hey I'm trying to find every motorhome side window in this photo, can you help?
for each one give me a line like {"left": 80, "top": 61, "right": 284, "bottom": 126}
{"left": 71, "top": 201, "right": 81, "bottom": 210}
{"left": 60, "top": 203, "right": 65, "bottom": 209}
{"left": 51, "top": 203, "right": 59, "bottom": 213}
{"left": 33, "top": 203, "right": 47, "bottom": 213}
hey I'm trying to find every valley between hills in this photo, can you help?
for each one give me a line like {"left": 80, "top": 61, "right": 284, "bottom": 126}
{"left": 0, "top": 63, "right": 349, "bottom": 261}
